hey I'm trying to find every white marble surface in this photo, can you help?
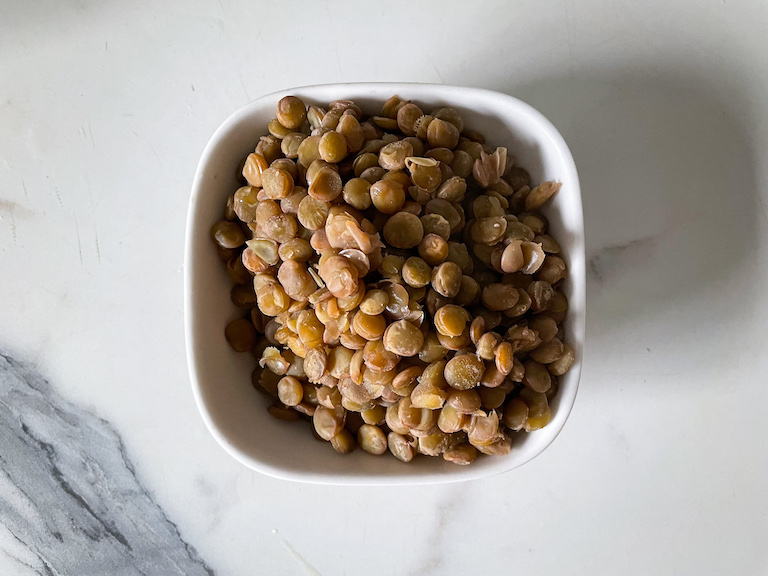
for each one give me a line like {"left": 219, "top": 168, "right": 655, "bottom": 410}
{"left": 1, "top": 1, "right": 767, "bottom": 574}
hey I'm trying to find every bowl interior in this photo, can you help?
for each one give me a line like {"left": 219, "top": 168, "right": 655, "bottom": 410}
{"left": 185, "top": 83, "right": 585, "bottom": 484}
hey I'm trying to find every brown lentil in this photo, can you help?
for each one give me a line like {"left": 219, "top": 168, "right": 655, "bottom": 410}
{"left": 388, "top": 432, "right": 415, "bottom": 462}
{"left": 383, "top": 212, "right": 424, "bottom": 249}
{"left": 370, "top": 180, "right": 406, "bottom": 214}
{"left": 433, "top": 305, "right": 470, "bottom": 337}
{"left": 276, "top": 96, "right": 307, "bottom": 130}
{"left": 211, "top": 221, "right": 245, "bottom": 249}
{"left": 444, "top": 354, "right": 484, "bottom": 390}
{"left": 397, "top": 103, "right": 423, "bottom": 135}
{"left": 225, "top": 318, "right": 256, "bottom": 352}
{"left": 478, "top": 385, "right": 506, "bottom": 409}
{"left": 405, "top": 156, "right": 442, "bottom": 192}
{"left": 330, "top": 429, "right": 356, "bottom": 453}
{"left": 431, "top": 262, "right": 463, "bottom": 298}
{"left": 443, "top": 443, "right": 477, "bottom": 465}
{"left": 548, "top": 343, "right": 575, "bottom": 376}
{"left": 418, "top": 234, "right": 449, "bottom": 266}
{"left": 382, "top": 320, "right": 424, "bottom": 357}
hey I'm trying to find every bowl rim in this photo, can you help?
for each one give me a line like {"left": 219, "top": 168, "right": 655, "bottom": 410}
{"left": 184, "top": 82, "right": 585, "bottom": 485}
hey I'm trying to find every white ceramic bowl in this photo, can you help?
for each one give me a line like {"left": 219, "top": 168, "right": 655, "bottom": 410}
{"left": 185, "top": 83, "right": 585, "bottom": 485}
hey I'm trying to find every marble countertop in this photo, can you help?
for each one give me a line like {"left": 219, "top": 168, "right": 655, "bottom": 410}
{"left": 1, "top": 1, "right": 767, "bottom": 574}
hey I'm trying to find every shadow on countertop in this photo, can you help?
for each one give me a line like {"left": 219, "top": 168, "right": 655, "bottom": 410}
{"left": 490, "top": 67, "right": 762, "bottom": 369}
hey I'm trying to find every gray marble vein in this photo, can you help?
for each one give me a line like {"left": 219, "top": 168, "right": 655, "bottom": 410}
{"left": 0, "top": 354, "right": 215, "bottom": 576}
{"left": 588, "top": 236, "right": 656, "bottom": 281}
{"left": 405, "top": 487, "right": 467, "bottom": 576}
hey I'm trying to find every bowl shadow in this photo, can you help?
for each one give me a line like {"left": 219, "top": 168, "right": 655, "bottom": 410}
{"left": 486, "top": 69, "right": 761, "bottom": 368}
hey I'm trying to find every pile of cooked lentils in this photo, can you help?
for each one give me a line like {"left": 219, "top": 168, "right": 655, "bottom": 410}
{"left": 210, "top": 95, "right": 575, "bottom": 465}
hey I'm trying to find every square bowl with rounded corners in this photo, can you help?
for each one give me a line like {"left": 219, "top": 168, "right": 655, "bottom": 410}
{"left": 185, "top": 83, "right": 585, "bottom": 485}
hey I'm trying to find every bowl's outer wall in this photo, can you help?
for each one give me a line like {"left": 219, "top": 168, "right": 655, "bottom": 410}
{"left": 185, "top": 83, "right": 585, "bottom": 484}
